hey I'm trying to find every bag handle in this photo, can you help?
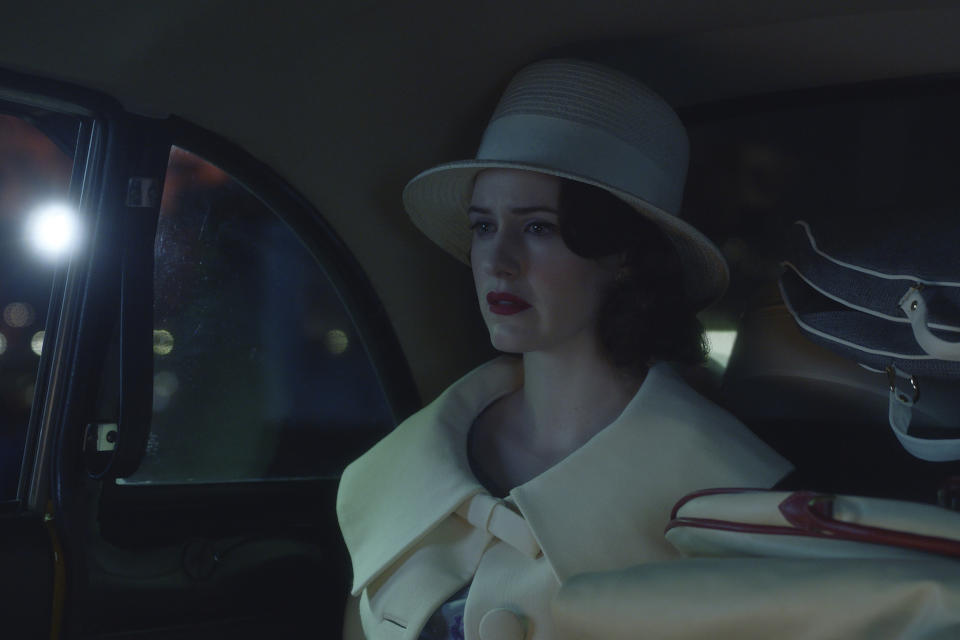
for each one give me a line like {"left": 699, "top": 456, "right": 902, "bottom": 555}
{"left": 885, "top": 365, "right": 960, "bottom": 462}
{"left": 899, "top": 286, "right": 960, "bottom": 360}
{"left": 779, "top": 492, "right": 960, "bottom": 558}
{"left": 892, "top": 287, "right": 960, "bottom": 461}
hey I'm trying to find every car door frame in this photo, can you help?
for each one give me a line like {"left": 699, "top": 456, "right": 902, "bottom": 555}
{"left": 0, "top": 66, "right": 420, "bottom": 638}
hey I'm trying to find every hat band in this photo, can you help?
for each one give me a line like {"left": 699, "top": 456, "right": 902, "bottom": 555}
{"left": 476, "top": 113, "right": 682, "bottom": 214}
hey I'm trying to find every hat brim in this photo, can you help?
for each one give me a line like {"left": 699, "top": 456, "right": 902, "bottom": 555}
{"left": 403, "top": 160, "right": 730, "bottom": 310}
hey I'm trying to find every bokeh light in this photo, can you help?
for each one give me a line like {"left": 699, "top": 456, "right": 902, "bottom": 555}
{"left": 0, "top": 332, "right": 6, "bottom": 355}
{"left": 3, "top": 302, "right": 35, "bottom": 328}
{"left": 30, "top": 330, "right": 44, "bottom": 356}
{"left": 26, "top": 202, "right": 81, "bottom": 260}
{"left": 325, "top": 329, "right": 349, "bottom": 355}
{"left": 153, "top": 371, "right": 179, "bottom": 412}
{"left": 153, "top": 329, "right": 174, "bottom": 356}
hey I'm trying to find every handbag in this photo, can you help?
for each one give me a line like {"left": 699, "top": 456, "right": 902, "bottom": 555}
{"left": 780, "top": 216, "right": 960, "bottom": 461}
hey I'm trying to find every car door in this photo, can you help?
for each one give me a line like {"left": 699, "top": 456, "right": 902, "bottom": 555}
{"left": 0, "top": 72, "right": 418, "bottom": 639}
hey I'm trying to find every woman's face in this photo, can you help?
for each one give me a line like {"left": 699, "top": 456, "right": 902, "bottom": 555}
{"left": 469, "top": 169, "right": 615, "bottom": 354}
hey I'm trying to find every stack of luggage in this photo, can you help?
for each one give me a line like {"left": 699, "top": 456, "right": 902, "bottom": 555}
{"left": 554, "top": 212, "right": 960, "bottom": 639}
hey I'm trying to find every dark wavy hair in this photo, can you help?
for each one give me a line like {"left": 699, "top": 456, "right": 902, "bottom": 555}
{"left": 558, "top": 178, "right": 707, "bottom": 375}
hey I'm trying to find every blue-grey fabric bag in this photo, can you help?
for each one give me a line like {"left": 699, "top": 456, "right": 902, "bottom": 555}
{"left": 779, "top": 217, "right": 960, "bottom": 461}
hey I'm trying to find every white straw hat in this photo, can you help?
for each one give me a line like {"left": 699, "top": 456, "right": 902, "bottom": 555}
{"left": 403, "top": 58, "right": 729, "bottom": 309}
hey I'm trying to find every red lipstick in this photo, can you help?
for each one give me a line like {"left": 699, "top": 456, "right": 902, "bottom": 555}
{"left": 487, "top": 291, "right": 531, "bottom": 315}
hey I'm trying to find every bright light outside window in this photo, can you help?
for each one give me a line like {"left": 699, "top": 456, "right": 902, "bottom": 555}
{"left": 26, "top": 202, "right": 81, "bottom": 260}
{"left": 706, "top": 330, "right": 737, "bottom": 369}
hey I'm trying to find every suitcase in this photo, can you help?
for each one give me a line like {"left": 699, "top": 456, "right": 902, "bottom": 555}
{"left": 551, "top": 488, "right": 960, "bottom": 640}
{"left": 666, "top": 488, "right": 960, "bottom": 560}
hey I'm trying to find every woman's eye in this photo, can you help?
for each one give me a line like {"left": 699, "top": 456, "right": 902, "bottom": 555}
{"left": 469, "top": 221, "right": 494, "bottom": 235}
{"left": 525, "top": 221, "right": 556, "bottom": 235}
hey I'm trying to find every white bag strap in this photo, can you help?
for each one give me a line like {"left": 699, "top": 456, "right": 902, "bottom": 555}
{"left": 886, "top": 367, "right": 960, "bottom": 461}
{"left": 899, "top": 286, "right": 960, "bottom": 360}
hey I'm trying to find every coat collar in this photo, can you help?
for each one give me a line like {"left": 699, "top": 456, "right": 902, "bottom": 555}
{"left": 337, "top": 357, "right": 792, "bottom": 593}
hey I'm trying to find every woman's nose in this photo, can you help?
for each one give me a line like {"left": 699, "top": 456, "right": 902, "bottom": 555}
{"left": 485, "top": 233, "right": 523, "bottom": 279}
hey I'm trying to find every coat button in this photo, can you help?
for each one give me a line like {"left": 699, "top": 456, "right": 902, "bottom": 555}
{"left": 478, "top": 608, "right": 528, "bottom": 640}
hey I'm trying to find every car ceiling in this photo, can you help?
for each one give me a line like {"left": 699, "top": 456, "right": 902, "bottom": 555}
{"left": 2, "top": 0, "right": 960, "bottom": 402}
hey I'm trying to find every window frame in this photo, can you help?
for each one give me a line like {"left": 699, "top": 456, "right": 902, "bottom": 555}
{"left": 93, "top": 120, "right": 424, "bottom": 541}
{"left": 97, "top": 119, "right": 422, "bottom": 510}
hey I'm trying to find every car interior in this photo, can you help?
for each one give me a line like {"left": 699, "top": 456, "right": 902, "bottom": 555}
{"left": 1, "top": 1, "right": 960, "bottom": 638}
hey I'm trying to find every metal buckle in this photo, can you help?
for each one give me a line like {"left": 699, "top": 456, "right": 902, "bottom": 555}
{"left": 886, "top": 365, "right": 920, "bottom": 404}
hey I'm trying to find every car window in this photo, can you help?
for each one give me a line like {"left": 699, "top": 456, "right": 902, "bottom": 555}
{"left": 118, "top": 146, "right": 395, "bottom": 485}
{"left": 0, "top": 113, "right": 73, "bottom": 501}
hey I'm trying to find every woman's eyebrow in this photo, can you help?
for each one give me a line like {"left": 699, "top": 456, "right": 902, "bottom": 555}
{"left": 467, "top": 205, "right": 559, "bottom": 215}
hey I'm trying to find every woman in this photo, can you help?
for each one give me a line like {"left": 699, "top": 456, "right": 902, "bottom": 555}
{"left": 337, "top": 59, "right": 792, "bottom": 640}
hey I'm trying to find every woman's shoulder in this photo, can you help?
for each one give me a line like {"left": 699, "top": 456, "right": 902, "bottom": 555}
{"left": 642, "top": 362, "right": 738, "bottom": 421}
{"left": 635, "top": 361, "right": 794, "bottom": 481}
{"left": 335, "top": 358, "right": 526, "bottom": 598}
{"left": 353, "top": 357, "right": 522, "bottom": 456}
{"left": 338, "top": 356, "right": 522, "bottom": 511}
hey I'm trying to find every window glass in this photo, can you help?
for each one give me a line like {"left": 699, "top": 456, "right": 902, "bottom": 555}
{"left": 120, "top": 147, "right": 394, "bottom": 485}
{"left": 0, "top": 114, "right": 73, "bottom": 500}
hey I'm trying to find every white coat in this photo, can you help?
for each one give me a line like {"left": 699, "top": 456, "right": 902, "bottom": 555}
{"left": 337, "top": 357, "right": 792, "bottom": 640}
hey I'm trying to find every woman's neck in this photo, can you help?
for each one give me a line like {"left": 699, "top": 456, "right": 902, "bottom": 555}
{"left": 514, "top": 336, "right": 645, "bottom": 463}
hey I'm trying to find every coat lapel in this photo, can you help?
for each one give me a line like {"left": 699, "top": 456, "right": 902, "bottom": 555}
{"left": 337, "top": 358, "right": 793, "bottom": 595}
{"left": 511, "top": 363, "right": 793, "bottom": 582}
{"left": 337, "top": 357, "right": 522, "bottom": 594}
